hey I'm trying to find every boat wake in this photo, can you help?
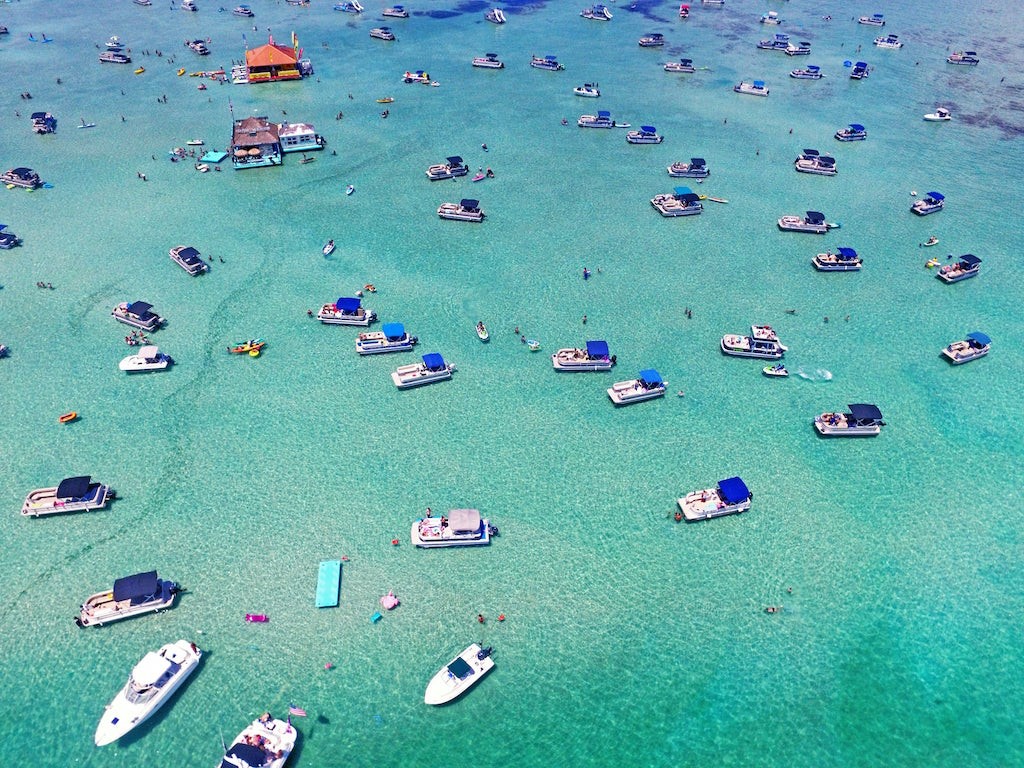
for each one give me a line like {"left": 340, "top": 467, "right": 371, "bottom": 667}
{"left": 795, "top": 367, "right": 832, "bottom": 382}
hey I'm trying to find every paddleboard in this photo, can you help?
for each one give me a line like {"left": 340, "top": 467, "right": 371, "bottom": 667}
{"left": 706, "top": 196, "right": 729, "bottom": 204}
{"left": 77, "top": 123, "right": 96, "bottom": 129}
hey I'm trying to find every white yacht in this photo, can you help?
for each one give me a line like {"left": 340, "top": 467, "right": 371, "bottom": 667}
{"left": 580, "top": 4, "right": 612, "bottom": 20}
{"left": 720, "top": 324, "right": 787, "bottom": 359}
{"left": 402, "top": 69, "right": 431, "bottom": 84}
{"left": 578, "top": 110, "right": 616, "bottom": 128}
{"left": 757, "top": 33, "right": 789, "bottom": 51}
{"left": 734, "top": 80, "right": 769, "bottom": 96}
{"left": 370, "top": 27, "right": 396, "bottom": 41}
{"left": 233, "top": 4, "right": 254, "bottom": 16}
{"left": 100, "top": 50, "right": 132, "bottom": 63}
{"left": 106, "top": 36, "right": 126, "bottom": 49}
{"left": 95, "top": 640, "right": 203, "bottom": 746}
{"left": 667, "top": 157, "right": 709, "bottom": 178}
{"left": 678, "top": 476, "right": 752, "bottom": 522}
{"left": 169, "top": 245, "right": 209, "bottom": 275}
{"left": 607, "top": 369, "right": 667, "bottom": 405}
{"left": 777, "top": 211, "right": 831, "bottom": 233}
{"left": 923, "top": 107, "right": 951, "bottom": 121}
{"left": 626, "top": 125, "right": 663, "bottom": 144}
{"left": 815, "top": 403, "right": 885, "bottom": 436}
{"left": 874, "top": 34, "right": 902, "bottom": 49}
{"left": 794, "top": 150, "right": 837, "bottom": 176}
{"left": 551, "top": 340, "right": 616, "bottom": 371}
{"left": 383, "top": 5, "right": 409, "bottom": 18}
{"left": 472, "top": 53, "right": 504, "bottom": 69}
{"left": 426, "top": 155, "right": 469, "bottom": 180}
{"left": 530, "top": 55, "right": 564, "bottom": 71}
{"left": 664, "top": 58, "right": 695, "bottom": 73}
{"left": 356, "top": 323, "right": 418, "bottom": 355}
{"left": 438, "top": 199, "right": 485, "bottom": 221}
{"left": 850, "top": 61, "right": 870, "bottom": 79}
{"left": 112, "top": 301, "right": 165, "bottom": 331}
{"left": 392, "top": 353, "right": 455, "bottom": 389}
{"left": 119, "top": 345, "right": 174, "bottom": 373}
{"left": 942, "top": 332, "right": 991, "bottom": 364}
{"left": 651, "top": 187, "right": 703, "bottom": 217}
{"left": 937, "top": 254, "right": 981, "bottom": 283}
{"left": 638, "top": 33, "right": 665, "bottom": 47}
{"left": 317, "top": 296, "right": 376, "bottom": 326}
{"left": 219, "top": 713, "right": 297, "bottom": 768}
{"left": 760, "top": 11, "right": 780, "bottom": 24}
{"left": 424, "top": 644, "right": 495, "bottom": 705}
{"left": 834, "top": 123, "right": 867, "bottom": 141}
{"left": 790, "top": 65, "right": 824, "bottom": 79}
{"left": 785, "top": 41, "right": 811, "bottom": 56}
{"left": 485, "top": 7, "right": 506, "bottom": 24}
{"left": 76, "top": 571, "right": 181, "bottom": 628}
{"left": 22, "top": 476, "right": 114, "bottom": 517}
{"left": 573, "top": 83, "right": 601, "bottom": 97}
{"left": 813, "top": 247, "right": 862, "bottom": 271}
{"left": 947, "top": 51, "right": 980, "bottom": 66}
{"left": 180, "top": 0, "right": 197, "bottom": 10}
{"left": 911, "top": 191, "right": 944, "bottom": 216}
{"left": 858, "top": 13, "right": 885, "bottom": 26}
{"left": 412, "top": 509, "right": 494, "bottom": 548}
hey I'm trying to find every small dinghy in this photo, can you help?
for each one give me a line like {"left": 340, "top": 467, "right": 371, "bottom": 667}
{"left": 476, "top": 321, "right": 489, "bottom": 342}
{"left": 762, "top": 363, "right": 789, "bottom": 378}
{"left": 346, "top": 185, "right": 355, "bottom": 195}
{"left": 323, "top": 239, "right": 336, "bottom": 256}
{"left": 245, "top": 613, "right": 269, "bottom": 623}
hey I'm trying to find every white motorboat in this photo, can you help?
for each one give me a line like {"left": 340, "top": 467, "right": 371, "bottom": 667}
{"left": 760, "top": 11, "right": 780, "bottom": 24}
{"left": 95, "top": 640, "right": 202, "bottom": 746}
{"left": 937, "top": 254, "right": 981, "bottom": 283}
{"left": 678, "top": 476, "right": 752, "bottom": 522}
{"left": 426, "top": 156, "right": 469, "bottom": 180}
{"left": 667, "top": 158, "right": 709, "bottom": 177}
{"left": 219, "top": 713, "right": 297, "bottom": 768}
{"left": 322, "top": 240, "right": 335, "bottom": 256}
{"left": 333, "top": 0, "right": 364, "bottom": 12}
{"left": 947, "top": 50, "right": 980, "bottom": 66}
{"left": 383, "top": 5, "right": 409, "bottom": 17}
{"left": 651, "top": 187, "right": 703, "bottom": 217}
{"left": 185, "top": 39, "right": 210, "bottom": 55}
{"left": 785, "top": 41, "right": 812, "bottom": 56}
{"left": 580, "top": 4, "right": 612, "bottom": 20}
{"left": 438, "top": 199, "right": 484, "bottom": 221}
{"left": 942, "top": 332, "right": 991, "bottom": 364}
{"left": 578, "top": 110, "right": 616, "bottom": 128}
{"left": 813, "top": 247, "right": 862, "bottom": 271}
{"left": 858, "top": 13, "right": 885, "bottom": 26}
{"left": 834, "top": 123, "right": 867, "bottom": 141}
{"left": 412, "top": 509, "right": 494, "bottom": 548}
{"left": 850, "top": 61, "right": 870, "bottom": 79}
{"left": 664, "top": 58, "right": 695, "bottom": 73}
{"left": 120, "top": 345, "right": 174, "bottom": 373}
{"left": 485, "top": 7, "right": 506, "bottom": 24}
{"left": 356, "top": 323, "right": 418, "bottom": 354}
{"left": 679, "top": 3, "right": 689, "bottom": 18}
{"left": 370, "top": 27, "right": 396, "bottom": 41}
{"left": 232, "top": 4, "right": 254, "bottom": 16}
{"left": 734, "top": 80, "right": 769, "bottom": 96}
{"left": 762, "top": 364, "right": 788, "bottom": 378}
{"left": 317, "top": 296, "right": 376, "bottom": 326}
{"left": 794, "top": 151, "right": 837, "bottom": 176}
{"left": 100, "top": 50, "right": 132, "bottom": 63}
{"left": 573, "top": 82, "right": 601, "bottom": 97}
{"left": 476, "top": 321, "right": 489, "bottom": 341}
{"left": 169, "top": 245, "right": 209, "bottom": 275}
{"left": 638, "top": 33, "right": 665, "bottom": 47}
{"left": 923, "top": 107, "right": 951, "bottom": 121}
{"left": 790, "top": 65, "right": 824, "bottom": 79}
{"left": 22, "top": 475, "right": 114, "bottom": 517}
{"left": 106, "top": 36, "right": 126, "bottom": 49}
{"left": 424, "top": 644, "right": 495, "bottom": 705}
{"left": 607, "top": 369, "right": 666, "bottom": 405}
{"left": 181, "top": 0, "right": 197, "bottom": 10}
{"left": 911, "top": 191, "right": 944, "bottom": 216}
{"left": 720, "top": 324, "right": 787, "bottom": 359}
{"left": 551, "top": 340, "right": 616, "bottom": 371}
{"left": 76, "top": 571, "right": 181, "bottom": 628}
{"left": 777, "top": 211, "right": 832, "bottom": 234}
{"left": 112, "top": 301, "right": 165, "bottom": 331}
{"left": 626, "top": 125, "right": 663, "bottom": 144}
{"left": 815, "top": 403, "right": 885, "bottom": 436}
{"left": 391, "top": 353, "right": 455, "bottom": 389}
{"left": 874, "top": 34, "right": 902, "bottom": 49}
{"left": 472, "top": 53, "right": 504, "bottom": 69}
{"left": 757, "top": 33, "right": 789, "bottom": 51}
{"left": 530, "top": 55, "right": 564, "bottom": 71}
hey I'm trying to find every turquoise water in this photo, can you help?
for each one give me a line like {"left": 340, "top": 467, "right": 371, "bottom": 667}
{"left": 2, "top": 1, "right": 1024, "bottom": 766}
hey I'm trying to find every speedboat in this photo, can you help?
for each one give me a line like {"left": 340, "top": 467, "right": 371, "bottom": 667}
{"left": 426, "top": 156, "right": 469, "bottom": 180}
{"left": 31, "top": 112, "right": 57, "bottom": 134}
{"left": 785, "top": 41, "right": 812, "bottom": 56}
{"left": 185, "top": 39, "right": 210, "bottom": 55}
{"left": 169, "top": 245, "right": 209, "bottom": 275}
{"left": 232, "top": 4, "right": 254, "bottom": 16}
{"left": 76, "top": 571, "right": 181, "bottom": 628}
{"left": 651, "top": 187, "right": 703, "bottom": 217}
{"left": 702, "top": 0, "right": 724, "bottom": 6}
{"left": 678, "top": 476, "right": 752, "bottom": 522}
{"left": 392, "top": 353, "right": 455, "bottom": 389}
{"left": 383, "top": 5, "right": 409, "bottom": 18}
{"left": 734, "top": 80, "right": 769, "bottom": 96}
{"left": 370, "top": 27, "right": 396, "bottom": 40}
{"left": 473, "top": 53, "right": 504, "bottom": 69}
{"left": 485, "top": 7, "right": 506, "bottom": 24}
{"left": 815, "top": 403, "right": 885, "bottom": 437}
{"left": 180, "top": 0, "right": 197, "bottom": 10}
{"left": 1, "top": 167, "right": 42, "bottom": 189}
{"left": 667, "top": 158, "right": 709, "bottom": 178}
{"left": 607, "top": 369, "right": 667, "bottom": 405}
{"left": 99, "top": 50, "right": 131, "bottom": 63}
{"left": 874, "top": 34, "right": 902, "bottom": 49}
{"left": 720, "top": 324, "right": 787, "bottom": 359}
{"left": 638, "top": 33, "right": 665, "bottom": 47}
{"left": 858, "top": 13, "right": 885, "bottom": 26}
{"left": 778, "top": 211, "right": 831, "bottom": 234}
{"left": 134, "top": 0, "right": 153, "bottom": 5}
{"left": 333, "top": 0, "right": 364, "bottom": 11}
{"left": 942, "top": 332, "right": 991, "bottom": 364}
{"left": 106, "top": 36, "right": 126, "bottom": 49}
{"left": 678, "top": 3, "right": 689, "bottom": 17}
{"left": 322, "top": 240, "right": 336, "bottom": 256}
{"left": 763, "top": 363, "right": 788, "bottom": 377}
{"left": 219, "top": 713, "right": 297, "bottom": 768}
{"left": 95, "top": 640, "right": 202, "bottom": 746}
{"left": 757, "top": 33, "right": 789, "bottom": 51}
{"left": 574, "top": 82, "right": 600, "bottom": 97}
{"left": 580, "top": 4, "right": 612, "bottom": 20}
{"left": 530, "top": 55, "right": 564, "bottom": 71}
{"left": 923, "top": 107, "right": 951, "bottom": 121}
{"left": 0, "top": 225, "right": 21, "bottom": 249}
{"left": 850, "top": 61, "right": 869, "bottom": 79}
{"left": 119, "top": 345, "right": 174, "bottom": 372}
{"left": 664, "top": 58, "right": 695, "bottom": 73}
{"left": 424, "top": 644, "right": 495, "bottom": 705}
{"left": 794, "top": 151, "right": 837, "bottom": 176}
{"left": 760, "top": 11, "right": 781, "bottom": 24}
{"left": 937, "top": 254, "right": 981, "bottom": 283}
{"left": 626, "top": 125, "right": 663, "bottom": 144}
{"left": 790, "top": 65, "right": 823, "bottom": 79}
{"left": 112, "top": 301, "right": 165, "bottom": 331}
{"left": 947, "top": 51, "right": 980, "bottom": 66}
{"left": 438, "top": 199, "right": 484, "bottom": 222}
{"left": 412, "top": 509, "right": 494, "bottom": 548}
{"left": 578, "top": 110, "right": 616, "bottom": 128}
{"left": 317, "top": 296, "right": 377, "bottom": 326}
{"left": 835, "top": 123, "right": 867, "bottom": 141}
{"left": 22, "top": 476, "right": 114, "bottom": 517}
{"left": 813, "top": 247, "right": 861, "bottom": 271}
{"left": 911, "top": 191, "right": 944, "bottom": 216}
{"left": 228, "top": 338, "right": 266, "bottom": 354}
{"left": 551, "top": 340, "right": 616, "bottom": 371}
{"left": 356, "top": 322, "right": 418, "bottom": 354}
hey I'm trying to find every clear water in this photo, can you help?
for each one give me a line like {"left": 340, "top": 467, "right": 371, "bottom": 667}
{"left": 1, "top": 1, "right": 1023, "bottom": 766}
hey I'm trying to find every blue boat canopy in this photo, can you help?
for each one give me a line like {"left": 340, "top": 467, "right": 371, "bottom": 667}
{"left": 126, "top": 301, "right": 154, "bottom": 317}
{"left": 836, "top": 247, "right": 858, "bottom": 259}
{"left": 674, "top": 186, "right": 694, "bottom": 196}
{"left": 112, "top": 571, "right": 160, "bottom": 603}
{"left": 925, "top": 191, "right": 944, "bottom": 201}
{"left": 446, "top": 156, "right": 463, "bottom": 165}
{"left": 382, "top": 322, "right": 406, "bottom": 339}
{"left": 680, "top": 58, "right": 692, "bottom": 64}
{"left": 966, "top": 331, "right": 991, "bottom": 345}
{"left": 802, "top": 148, "right": 819, "bottom": 157}
{"left": 849, "top": 123, "right": 865, "bottom": 131}
{"left": 545, "top": 55, "right": 558, "bottom": 61}
{"left": 460, "top": 199, "right": 479, "bottom": 209}
{"left": 848, "top": 403, "right": 883, "bottom": 421}
{"left": 807, "top": 65, "right": 820, "bottom": 71}
{"left": 718, "top": 476, "right": 750, "bottom": 505}
{"left": 872, "top": 13, "right": 883, "bottom": 19}
{"left": 690, "top": 157, "right": 705, "bottom": 166}
{"left": 960, "top": 254, "right": 981, "bottom": 266}
{"left": 335, "top": 297, "right": 362, "bottom": 312}
{"left": 638, "top": 369, "right": 662, "bottom": 386}
{"left": 855, "top": 61, "right": 868, "bottom": 67}
{"left": 640, "top": 125, "right": 656, "bottom": 133}
{"left": 586, "top": 340, "right": 610, "bottom": 358}
{"left": 753, "top": 80, "right": 765, "bottom": 88}
{"left": 177, "top": 246, "right": 202, "bottom": 263}
{"left": 597, "top": 110, "right": 611, "bottom": 118}
{"left": 448, "top": 656, "right": 474, "bottom": 680}
{"left": 422, "top": 352, "right": 445, "bottom": 370}
{"left": 224, "top": 743, "right": 269, "bottom": 768}
{"left": 56, "top": 476, "right": 93, "bottom": 499}
{"left": 806, "top": 211, "right": 825, "bottom": 224}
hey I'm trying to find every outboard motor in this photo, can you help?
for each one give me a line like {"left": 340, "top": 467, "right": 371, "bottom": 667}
{"left": 477, "top": 646, "right": 493, "bottom": 661}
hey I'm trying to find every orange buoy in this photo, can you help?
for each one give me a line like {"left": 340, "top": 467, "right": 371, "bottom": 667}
{"left": 58, "top": 411, "right": 78, "bottom": 424}
{"left": 391, "top": 538, "right": 399, "bottom": 546}
{"left": 497, "top": 614, "right": 505, "bottom": 622}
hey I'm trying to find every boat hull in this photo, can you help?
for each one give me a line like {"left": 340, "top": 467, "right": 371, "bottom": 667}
{"left": 551, "top": 349, "right": 614, "bottom": 371}
{"left": 678, "top": 488, "right": 751, "bottom": 522}
{"left": 22, "top": 484, "right": 113, "bottom": 517}
{"left": 411, "top": 518, "right": 490, "bottom": 548}
{"left": 424, "top": 644, "right": 495, "bottom": 705}
{"left": 392, "top": 365, "right": 454, "bottom": 389}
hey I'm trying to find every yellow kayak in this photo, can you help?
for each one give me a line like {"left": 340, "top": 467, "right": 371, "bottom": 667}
{"left": 177, "top": 67, "right": 186, "bottom": 76}
{"left": 134, "top": 67, "right": 145, "bottom": 74}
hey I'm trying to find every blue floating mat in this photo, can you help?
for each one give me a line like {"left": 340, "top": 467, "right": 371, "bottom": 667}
{"left": 200, "top": 150, "right": 229, "bottom": 163}
{"left": 315, "top": 560, "right": 342, "bottom": 608}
